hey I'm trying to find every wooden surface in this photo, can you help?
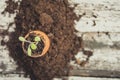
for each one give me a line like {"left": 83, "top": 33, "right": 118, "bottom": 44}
{"left": 69, "top": 0, "right": 120, "bottom": 72}
{"left": 69, "top": 0, "right": 120, "bottom": 32}
{"left": 0, "top": 0, "right": 120, "bottom": 80}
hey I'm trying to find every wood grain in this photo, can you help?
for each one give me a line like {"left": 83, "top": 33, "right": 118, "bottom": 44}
{"left": 69, "top": 0, "right": 120, "bottom": 32}
{"left": 0, "top": 0, "right": 120, "bottom": 80}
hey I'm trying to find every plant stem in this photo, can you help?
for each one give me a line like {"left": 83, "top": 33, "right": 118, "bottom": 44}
{"left": 35, "top": 41, "right": 39, "bottom": 45}
{"left": 25, "top": 40, "right": 32, "bottom": 43}
{"left": 25, "top": 40, "right": 36, "bottom": 44}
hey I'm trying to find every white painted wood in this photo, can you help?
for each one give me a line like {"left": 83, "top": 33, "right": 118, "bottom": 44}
{"left": 0, "top": 0, "right": 16, "bottom": 31}
{"left": 0, "top": 77, "right": 30, "bottom": 80}
{"left": 69, "top": 0, "right": 120, "bottom": 32}
{"left": 67, "top": 76, "right": 120, "bottom": 80}
{"left": 0, "top": 0, "right": 26, "bottom": 79}
{"left": 73, "top": 49, "right": 120, "bottom": 71}
{"left": 76, "top": 32, "right": 120, "bottom": 49}
{"left": 71, "top": 32, "right": 120, "bottom": 71}
{"left": 54, "top": 77, "right": 120, "bottom": 80}
{"left": 0, "top": 0, "right": 20, "bottom": 73}
{"left": 1, "top": 76, "right": 120, "bottom": 80}
{"left": 68, "top": 0, "right": 120, "bottom": 72}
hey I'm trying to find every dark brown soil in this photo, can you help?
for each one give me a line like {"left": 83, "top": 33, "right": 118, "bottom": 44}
{"left": 4, "top": 0, "right": 82, "bottom": 80}
{"left": 24, "top": 34, "right": 44, "bottom": 55}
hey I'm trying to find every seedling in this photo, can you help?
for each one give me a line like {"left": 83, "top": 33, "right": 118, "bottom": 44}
{"left": 19, "top": 36, "right": 41, "bottom": 56}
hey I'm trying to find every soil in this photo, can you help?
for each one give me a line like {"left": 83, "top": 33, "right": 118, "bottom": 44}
{"left": 24, "top": 34, "right": 44, "bottom": 55}
{"left": 3, "top": 0, "right": 82, "bottom": 80}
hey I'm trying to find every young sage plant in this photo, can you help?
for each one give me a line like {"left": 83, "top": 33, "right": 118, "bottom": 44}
{"left": 19, "top": 36, "right": 41, "bottom": 56}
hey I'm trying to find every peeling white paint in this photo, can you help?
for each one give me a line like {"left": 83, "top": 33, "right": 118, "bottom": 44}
{"left": 69, "top": 0, "right": 120, "bottom": 32}
{"left": 0, "top": 77, "right": 30, "bottom": 80}
{"left": 68, "top": 76, "right": 120, "bottom": 80}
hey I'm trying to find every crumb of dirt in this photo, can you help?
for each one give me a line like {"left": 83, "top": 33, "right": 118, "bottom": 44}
{"left": 1, "top": 39, "right": 6, "bottom": 46}
{"left": 39, "top": 13, "right": 53, "bottom": 26}
{"left": 79, "top": 50, "right": 93, "bottom": 66}
{"left": 4, "top": 0, "right": 82, "bottom": 80}
{"left": 83, "top": 50, "right": 93, "bottom": 57}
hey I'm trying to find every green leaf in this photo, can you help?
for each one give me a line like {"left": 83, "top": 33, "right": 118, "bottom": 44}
{"left": 30, "top": 43, "right": 37, "bottom": 50}
{"left": 19, "top": 36, "right": 26, "bottom": 42}
{"left": 34, "top": 36, "right": 41, "bottom": 42}
{"left": 27, "top": 47, "right": 32, "bottom": 56}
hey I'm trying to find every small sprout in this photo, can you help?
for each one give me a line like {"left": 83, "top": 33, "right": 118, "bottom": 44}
{"left": 19, "top": 35, "right": 41, "bottom": 56}
{"left": 27, "top": 47, "right": 32, "bottom": 56}
{"left": 30, "top": 43, "right": 37, "bottom": 50}
{"left": 19, "top": 36, "right": 26, "bottom": 42}
{"left": 34, "top": 36, "right": 41, "bottom": 42}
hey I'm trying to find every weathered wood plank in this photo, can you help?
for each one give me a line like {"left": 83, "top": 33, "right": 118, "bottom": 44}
{"left": 0, "top": 36, "right": 26, "bottom": 77}
{"left": 69, "top": 69, "right": 120, "bottom": 78}
{"left": 0, "top": 0, "right": 25, "bottom": 78}
{"left": 0, "top": 77, "right": 30, "bottom": 80}
{"left": 62, "top": 77, "right": 120, "bottom": 80}
{"left": 71, "top": 49, "right": 120, "bottom": 71}
{"left": 0, "top": 76, "right": 119, "bottom": 80}
{"left": 76, "top": 32, "right": 120, "bottom": 49}
{"left": 70, "top": 32, "right": 120, "bottom": 71}
{"left": 0, "top": 0, "right": 16, "bottom": 31}
{"left": 69, "top": 0, "right": 120, "bottom": 32}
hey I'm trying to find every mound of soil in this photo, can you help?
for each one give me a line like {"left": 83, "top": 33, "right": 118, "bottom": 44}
{"left": 4, "top": 0, "right": 82, "bottom": 80}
